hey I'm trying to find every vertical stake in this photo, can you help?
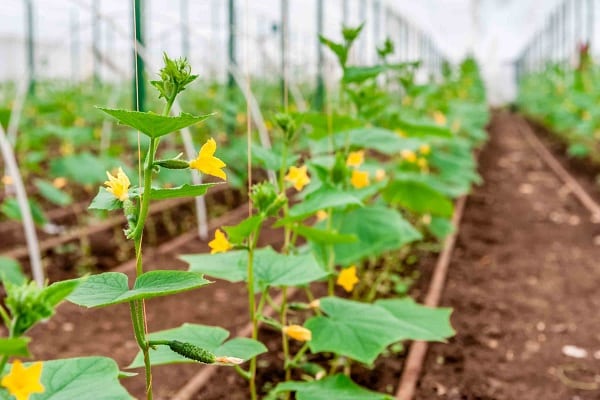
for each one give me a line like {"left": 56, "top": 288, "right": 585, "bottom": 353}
{"left": 227, "top": 0, "right": 236, "bottom": 134}
{"left": 315, "top": 0, "right": 325, "bottom": 111}
{"left": 92, "top": 0, "right": 100, "bottom": 86}
{"left": 280, "top": 0, "right": 289, "bottom": 108}
{"left": 132, "top": 0, "right": 146, "bottom": 111}
{"left": 181, "top": 0, "right": 190, "bottom": 58}
{"left": 25, "top": 0, "right": 35, "bottom": 95}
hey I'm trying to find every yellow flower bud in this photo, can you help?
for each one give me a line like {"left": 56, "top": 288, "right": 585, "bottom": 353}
{"left": 282, "top": 325, "right": 312, "bottom": 342}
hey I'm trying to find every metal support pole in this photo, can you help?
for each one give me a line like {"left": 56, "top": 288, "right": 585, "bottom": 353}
{"left": 70, "top": 7, "right": 79, "bottom": 84}
{"left": 181, "top": 0, "right": 190, "bottom": 58}
{"left": 342, "top": 0, "right": 349, "bottom": 25}
{"left": 227, "top": 0, "right": 236, "bottom": 90}
{"left": 92, "top": 0, "right": 100, "bottom": 86}
{"left": 315, "top": 0, "right": 325, "bottom": 111}
{"left": 132, "top": 0, "right": 146, "bottom": 111}
{"left": 280, "top": 0, "right": 288, "bottom": 108}
{"left": 25, "top": 0, "right": 35, "bottom": 95}
{"left": 587, "top": 0, "right": 594, "bottom": 46}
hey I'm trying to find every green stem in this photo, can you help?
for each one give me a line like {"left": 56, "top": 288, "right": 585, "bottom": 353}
{"left": 281, "top": 287, "right": 291, "bottom": 388}
{"left": 246, "top": 225, "right": 262, "bottom": 400}
{"left": 129, "top": 137, "right": 158, "bottom": 241}
{"left": 286, "top": 342, "right": 309, "bottom": 368}
{"left": 148, "top": 340, "right": 171, "bottom": 347}
{"left": 0, "top": 305, "right": 10, "bottom": 327}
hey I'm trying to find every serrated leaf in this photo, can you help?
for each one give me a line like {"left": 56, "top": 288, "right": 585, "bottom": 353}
{"left": 274, "top": 374, "right": 393, "bottom": 400}
{"left": 306, "top": 297, "right": 454, "bottom": 364}
{"left": 6, "top": 357, "right": 134, "bottom": 399}
{"left": 312, "top": 206, "right": 421, "bottom": 266}
{"left": 34, "top": 179, "right": 73, "bottom": 206}
{"left": 149, "top": 183, "right": 218, "bottom": 200}
{"left": 223, "top": 215, "right": 263, "bottom": 244}
{"left": 0, "top": 337, "right": 30, "bottom": 357}
{"left": 0, "top": 256, "right": 26, "bottom": 285}
{"left": 98, "top": 107, "right": 213, "bottom": 139}
{"left": 287, "top": 186, "right": 362, "bottom": 220}
{"left": 128, "top": 323, "right": 266, "bottom": 368}
{"left": 384, "top": 179, "right": 454, "bottom": 217}
{"left": 88, "top": 187, "right": 121, "bottom": 211}
{"left": 290, "top": 224, "right": 357, "bottom": 244}
{"left": 67, "top": 271, "right": 211, "bottom": 308}
{"left": 182, "top": 247, "right": 328, "bottom": 292}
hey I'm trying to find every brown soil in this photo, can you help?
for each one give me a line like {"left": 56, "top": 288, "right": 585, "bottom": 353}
{"left": 417, "top": 111, "right": 600, "bottom": 400}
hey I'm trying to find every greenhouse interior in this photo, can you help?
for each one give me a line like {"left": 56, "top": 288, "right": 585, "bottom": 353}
{"left": 0, "top": 0, "right": 599, "bottom": 399}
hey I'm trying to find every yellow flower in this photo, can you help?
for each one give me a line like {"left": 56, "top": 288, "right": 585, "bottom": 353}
{"left": 1, "top": 360, "right": 45, "bottom": 400}
{"left": 337, "top": 265, "right": 359, "bottom": 292}
{"left": 208, "top": 229, "right": 232, "bottom": 254}
{"left": 285, "top": 165, "right": 310, "bottom": 191}
{"left": 402, "top": 96, "right": 412, "bottom": 106}
{"left": 2, "top": 175, "right": 13, "bottom": 186}
{"left": 375, "top": 169, "right": 387, "bottom": 182}
{"left": 316, "top": 210, "right": 328, "bottom": 221}
{"left": 59, "top": 142, "right": 74, "bottom": 156}
{"left": 350, "top": 170, "right": 369, "bottom": 189}
{"left": 52, "top": 177, "right": 67, "bottom": 189}
{"left": 189, "top": 138, "right": 227, "bottom": 180}
{"left": 419, "top": 144, "right": 431, "bottom": 155}
{"left": 433, "top": 111, "right": 447, "bottom": 126}
{"left": 104, "top": 167, "right": 130, "bottom": 201}
{"left": 401, "top": 149, "right": 417, "bottom": 163}
{"left": 417, "top": 157, "right": 429, "bottom": 171}
{"left": 346, "top": 150, "right": 364, "bottom": 168}
{"left": 282, "top": 325, "right": 312, "bottom": 342}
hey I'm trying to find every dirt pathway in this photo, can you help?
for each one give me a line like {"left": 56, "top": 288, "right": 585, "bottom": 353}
{"left": 418, "top": 111, "right": 600, "bottom": 399}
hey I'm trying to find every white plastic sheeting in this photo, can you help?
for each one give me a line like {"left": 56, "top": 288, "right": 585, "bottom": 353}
{"left": 0, "top": 0, "right": 596, "bottom": 103}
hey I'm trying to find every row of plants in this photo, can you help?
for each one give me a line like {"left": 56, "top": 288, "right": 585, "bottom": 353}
{"left": 517, "top": 43, "right": 600, "bottom": 162}
{"left": 0, "top": 25, "right": 489, "bottom": 399}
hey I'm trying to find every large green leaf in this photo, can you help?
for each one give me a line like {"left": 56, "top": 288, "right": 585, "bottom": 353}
{"left": 67, "top": 271, "right": 211, "bottom": 308}
{"left": 273, "top": 374, "right": 393, "bottom": 400}
{"left": 1, "top": 198, "right": 47, "bottom": 226}
{"left": 34, "top": 179, "right": 73, "bottom": 206}
{"left": 128, "top": 323, "right": 266, "bottom": 368}
{"left": 342, "top": 62, "right": 418, "bottom": 84}
{"left": 313, "top": 206, "right": 421, "bottom": 266}
{"left": 287, "top": 186, "right": 362, "bottom": 220}
{"left": 182, "top": 247, "right": 328, "bottom": 292}
{"left": 2, "top": 357, "right": 133, "bottom": 399}
{"left": 0, "top": 256, "right": 26, "bottom": 285}
{"left": 311, "top": 128, "right": 423, "bottom": 155}
{"left": 0, "top": 337, "right": 30, "bottom": 357}
{"left": 98, "top": 108, "right": 212, "bottom": 139}
{"left": 375, "top": 298, "right": 455, "bottom": 341}
{"left": 306, "top": 297, "right": 454, "bottom": 364}
{"left": 383, "top": 179, "right": 454, "bottom": 217}
{"left": 396, "top": 118, "right": 453, "bottom": 138}
{"left": 149, "top": 183, "right": 218, "bottom": 200}
{"left": 88, "top": 188, "right": 121, "bottom": 211}
{"left": 290, "top": 225, "right": 357, "bottom": 244}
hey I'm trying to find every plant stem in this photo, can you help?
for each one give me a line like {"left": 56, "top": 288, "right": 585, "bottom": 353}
{"left": 0, "top": 355, "right": 8, "bottom": 375}
{"left": 280, "top": 287, "right": 291, "bottom": 390}
{"left": 129, "top": 137, "right": 158, "bottom": 242}
{"left": 246, "top": 227, "right": 261, "bottom": 400}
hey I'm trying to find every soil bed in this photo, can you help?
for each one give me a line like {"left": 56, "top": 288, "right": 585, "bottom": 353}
{"left": 417, "top": 111, "right": 600, "bottom": 400}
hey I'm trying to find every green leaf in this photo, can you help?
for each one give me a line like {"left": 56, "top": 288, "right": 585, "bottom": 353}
{"left": 223, "top": 215, "right": 263, "bottom": 244}
{"left": 42, "top": 279, "right": 81, "bottom": 307}
{"left": 9, "top": 357, "right": 134, "bottom": 399}
{"left": 290, "top": 224, "right": 357, "bottom": 244}
{"left": 287, "top": 186, "right": 362, "bottom": 220}
{"left": 274, "top": 374, "right": 393, "bottom": 400}
{"left": 0, "top": 256, "right": 26, "bottom": 285}
{"left": 306, "top": 297, "right": 454, "bottom": 364}
{"left": 375, "top": 298, "right": 455, "bottom": 341}
{"left": 313, "top": 206, "right": 421, "bottom": 266}
{"left": 396, "top": 118, "right": 453, "bottom": 138}
{"left": 34, "top": 179, "right": 73, "bottom": 206}
{"left": 50, "top": 152, "right": 123, "bottom": 185}
{"left": 311, "top": 128, "right": 423, "bottom": 156}
{"left": 0, "top": 198, "right": 47, "bottom": 226}
{"left": 149, "top": 183, "right": 218, "bottom": 200}
{"left": 128, "top": 323, "right": 266, "bottom": 368}
{"left": 251, "top": 144, "right": 299, "bottom": 170}
{"left": 427, "top": 216, "right": 455, "bottom": 240}
{"left": 0, "top": 337, "right": 30, "bottom": 357}
{"left": 306, "top": 297, "right": 408, "bottom": 364}
{"left": 98, "top": 108, "right": 213, "bottom": 139}
{"left": 384, "top": 179, "right": 454, "bottom": 217}
{"left": 342, "top": 62, "right": 418, "bottom": 84}
{"left": 88, "top": 188, "right": 121, "bottom": 211}
{"left": 183, "top": 247, "right": 328, "bottom": 292}
{"left": 67, "top": 271, "right": 211, "bottom": 308}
